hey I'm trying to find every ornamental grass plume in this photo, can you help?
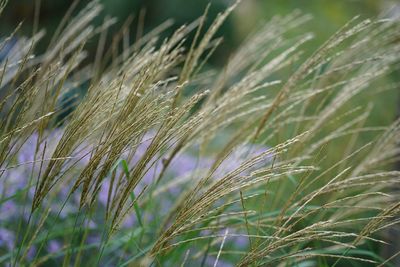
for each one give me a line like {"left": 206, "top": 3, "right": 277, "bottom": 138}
{"left": 1, "top": 0, "right": 400, "bottom": 266}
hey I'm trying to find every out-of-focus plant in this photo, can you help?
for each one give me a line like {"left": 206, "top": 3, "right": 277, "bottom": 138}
{"left": 1, "top": 0, "right": 400, "bottom": 266}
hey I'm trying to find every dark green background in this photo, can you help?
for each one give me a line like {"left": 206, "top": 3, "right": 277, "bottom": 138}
{"left": 0, "top": 0, "right": 387, "bottom": 65}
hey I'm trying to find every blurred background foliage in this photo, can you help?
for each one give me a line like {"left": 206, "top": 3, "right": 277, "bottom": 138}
{"left": 0, "top": 0, "right": 394, "bottom": 64}
{"left": 0, "top": 0, "right": 398, "bottom": 124}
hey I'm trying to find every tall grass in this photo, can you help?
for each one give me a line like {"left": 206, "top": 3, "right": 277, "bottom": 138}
{"left": 1, "top": 0, "right": 400, "bottom": 266}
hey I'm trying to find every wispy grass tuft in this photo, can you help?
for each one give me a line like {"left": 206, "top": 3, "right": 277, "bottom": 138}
{"left": 1, "top": 1, "right": 400, "bottom": 266}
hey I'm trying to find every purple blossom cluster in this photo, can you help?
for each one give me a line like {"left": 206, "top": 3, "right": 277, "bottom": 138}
{"left": 0, "top": 130, "right": 64, "bottom": 260}
{"left": 0, "top": 129, "right": 270, "bottom": 265}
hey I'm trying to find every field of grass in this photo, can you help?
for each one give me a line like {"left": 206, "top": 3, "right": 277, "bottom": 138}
{"left": 1, "top": 0, "right": 400, "bottom": 266}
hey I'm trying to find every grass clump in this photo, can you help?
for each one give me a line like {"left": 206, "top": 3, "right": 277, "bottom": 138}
{"left": 0, "top": 0, "right": 400, "bottom": 266}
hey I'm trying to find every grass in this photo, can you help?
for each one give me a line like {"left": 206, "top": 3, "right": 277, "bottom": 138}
{"left": 1, "top": 0, "right": 400, "bottom": 266}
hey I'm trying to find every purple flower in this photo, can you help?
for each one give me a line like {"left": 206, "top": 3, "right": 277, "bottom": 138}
{"left": 122, "top": 213, "right": 136, "bottom": 228}
{"left": 233, "top": 234, "right": 249, "bottom": 249}
{"left": 88, "top": 220, "right": 97, "bottom": 229}
{"left": 137, "top": 161, "right": 162, "bottom": 194}
{"left": 98, "top": 179, "right": 111, "bottom": 206}
{"left": 0, "top": 201, "right": 18, "bottom": 220}
{"left": 86, "top": 234, "right": 101, "bottom": 245}
{"left": 0, "top": 228, "right": 15, "bottom": 251}
{"left": 1, "top": 168, "right": 28, "bottom": 198}
{"left": 71, "top": 144, "right": 93, "bottom": 166}
{"left": 169, "top": 153, "right": 207, "bottom": 178}
{"left": 17, "top": 129, "right": 64, "bottom": 165}
{"left": 47, "top": 240, "right": 62, "bottom": 253}
{"left": 26, "top": 245, "right": 36, "bottom": 260}
{"left": 17, "top": 132, "right": 39, "bottom": 164}
{"left": 170, "top": 153, "right": 197, "bottom": 176}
